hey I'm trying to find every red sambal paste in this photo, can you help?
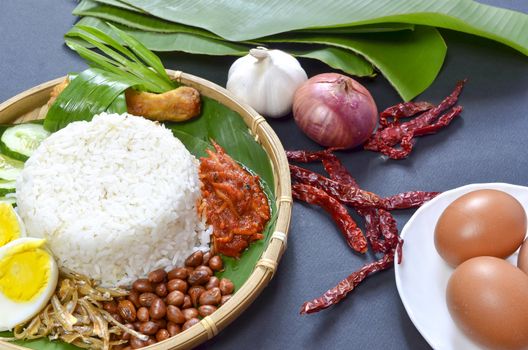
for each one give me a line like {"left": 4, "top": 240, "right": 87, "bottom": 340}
{"left": 199, "top": 141, "right": 270, "bottom": 257}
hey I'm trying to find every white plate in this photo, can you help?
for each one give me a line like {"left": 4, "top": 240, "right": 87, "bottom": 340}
{"left": 394, "top": 183, "right": 528, "bottom": 350}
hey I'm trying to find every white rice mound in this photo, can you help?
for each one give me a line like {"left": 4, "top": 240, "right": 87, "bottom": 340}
{"left": 16, "top": 113, "right": 210, "bottom": 287}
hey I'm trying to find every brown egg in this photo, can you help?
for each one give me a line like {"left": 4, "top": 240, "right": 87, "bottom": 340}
{"left": 447, "top": 256, "right": 528, "bottom": 350}
{"left": 518, "top": 238, "right": 528, "bottom": 274}
{"left": 434, "top": 189, "right": 526, "bottom": 267}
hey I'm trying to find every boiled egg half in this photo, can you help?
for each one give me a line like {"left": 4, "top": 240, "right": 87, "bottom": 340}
{"left": 0, "top": 237, "right": 58, "bottom": 331}
{"left": 0, "top": 202, "right": 26, "bottom": 247}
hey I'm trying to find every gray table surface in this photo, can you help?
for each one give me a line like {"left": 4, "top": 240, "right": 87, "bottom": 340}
{"left": 1, "top": 1, "right": 527, "bottom": 349}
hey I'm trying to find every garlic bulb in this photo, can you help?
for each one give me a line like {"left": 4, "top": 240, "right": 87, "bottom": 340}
{"left": 226, "top": 47, "right": 308, "bottom": 118}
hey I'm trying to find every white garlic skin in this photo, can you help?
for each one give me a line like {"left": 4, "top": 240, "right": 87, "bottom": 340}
{"left": 226, "top": 47, "right": 308, "bottom": 118}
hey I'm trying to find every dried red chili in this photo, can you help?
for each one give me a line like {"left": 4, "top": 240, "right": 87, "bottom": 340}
{"left": 384, "top": 191, "right": 440, "bottom": 210}
{"left": 364, "top": 80, "right": 466, "bottom": 159}
{"left": 378, "top": 209, "right": 403, "bottom": 263}
{"left": 379, "top": 101, "right": 434, "bottom": 128}
{"left": 288, "top": 148, "right": 441, "bottom": 313}
{"left": 292, "top": 183, "right": 367, "bottom": 253}
{"left": 289, "top": 164, "right": 386, "bottom": 209}
{"left": 318, "top": 152, "right": 385, "bottom": 253}
{"left": 300, "top": 252, "right": 394, "bottom": 314}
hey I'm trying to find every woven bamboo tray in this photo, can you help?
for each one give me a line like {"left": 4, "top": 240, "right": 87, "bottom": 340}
{"left": 0, "top": 70, "right": 292, "bottom": 350}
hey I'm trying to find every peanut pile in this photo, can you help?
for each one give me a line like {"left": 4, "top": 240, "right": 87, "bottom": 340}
{"left": 105, "top": 251, "right": 233, "bottom": 349}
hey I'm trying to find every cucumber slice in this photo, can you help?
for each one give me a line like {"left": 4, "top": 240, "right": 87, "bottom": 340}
{"left": 0, "top": 180, "right": 16, "bottom": 197}
{"left": 0, "top": 196, "right": 16, "bottom": 206}
{"left": 0, "top": 154, "right": 24, "bottom": 181}
{"left": 0, "top": 124, "right": 50, "bottom": 160}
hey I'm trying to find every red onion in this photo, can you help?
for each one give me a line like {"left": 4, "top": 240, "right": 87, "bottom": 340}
{"left": 293, "top": 73, "right": 378, "bottom": 149}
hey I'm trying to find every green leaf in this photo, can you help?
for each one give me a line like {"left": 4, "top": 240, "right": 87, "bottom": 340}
{"left": 74, "top": 0, "right": 222, "bottom": 39}
{"left": 292, "top": 47, "right": 375, "bottom": 78}
{"left": 44, "top": 68, "right": 136, "bottom": 132}
{"left": 118, "top": 0, "right": 528, "bottom": 54}
{"left": 0, "top": 334, "right": 80, "bottom": 350}
{"left": 296, "top": 23, "right": 415, "bottom": 34}
{"left": 93, "top": 0, "right": 142, "bottom": 12}
{"left": 67, "top": 17, "right": 251, "bottom": 55}
{"left": 68, "top": 17, "right": 375, "bottom": 78}
{"left": 262, "top": 26, "right": 447, "bottom": 101}
{"left": 75, "top": 1, "right": 412, "bottom": 37}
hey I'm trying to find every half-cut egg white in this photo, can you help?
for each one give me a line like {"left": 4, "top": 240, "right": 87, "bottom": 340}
{"left": 0, "top": 237, "right": 58, "bottom": 331}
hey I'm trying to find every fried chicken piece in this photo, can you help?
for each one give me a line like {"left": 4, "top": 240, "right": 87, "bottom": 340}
{"left": 125, "top": 86, "right": 201, "bottom": 122}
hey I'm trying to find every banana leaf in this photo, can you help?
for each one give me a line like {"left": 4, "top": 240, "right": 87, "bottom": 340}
{"left": 117, "top": 0, "right": 528, "bottom": 55}
{"left": 44, "top": 68, "right": 133, "bottom": 132}
{"left": 75, "top": 0, "right": 414, "bottom": 36}
{"left": 262, "top": 26, "right": 447, "bottom": 101}
{"left": 68, "top": 17, "right": 251, "bottom": 55}
{"left": 93, "top": 0, "right": 141, "bottom": 12}
{"left": 292, "top": 47, "right": 375, "bottom": 78}
{"left": 74, "top": 0, "right": 222, "bottom": 39}
{"left": 67, "top": 18, "right": 376, "bottom": 77}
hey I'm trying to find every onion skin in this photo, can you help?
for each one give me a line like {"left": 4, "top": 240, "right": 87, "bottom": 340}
{"left": 293, "top": 73, "right": 378, "bottom": 149}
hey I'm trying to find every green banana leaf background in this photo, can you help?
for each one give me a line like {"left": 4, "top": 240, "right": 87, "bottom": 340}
{"left": 68, "top": 0, "right": 528, "bottom": 101}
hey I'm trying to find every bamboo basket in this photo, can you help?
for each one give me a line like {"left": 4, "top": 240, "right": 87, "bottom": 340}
{"left": 0, "top": 70, "right": 292, "bottom": 350}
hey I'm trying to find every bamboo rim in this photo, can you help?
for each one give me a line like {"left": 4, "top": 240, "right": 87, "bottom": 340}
{"left": 0, "top": 70, "right": 292, "bottom": 350}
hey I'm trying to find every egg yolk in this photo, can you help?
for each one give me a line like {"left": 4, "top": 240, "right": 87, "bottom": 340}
{"left": 0, "top": 203, "right": 21, "bottom": 247}
{"left": 0, "top": 248, "right": 50, "bottom": 302}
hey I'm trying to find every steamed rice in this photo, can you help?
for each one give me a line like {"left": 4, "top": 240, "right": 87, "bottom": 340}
{"left": 16, "top": 113, "right": 210, "bottom": 286}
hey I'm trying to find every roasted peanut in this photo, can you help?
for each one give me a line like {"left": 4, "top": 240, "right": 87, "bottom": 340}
{"left": 182, "top": 308, "right": 199, "bottom": 321}
{"left": 182, "top": 295, "right": 192, "bottom": 309}
{"left": 156, "top": 328, "right": 170, "bottom": 342}
{"left": 148, "top": 269, "right": 167, "bottom": 283}
{"left": 128, "top": 289, "right": 141, "bottom": 308}
{"left": 118, "top": 300, "right": 137, "bottom": 323}
{"left": 208, "top": 255, "right": 223, "bottom": 271}
{"left": 146, "top": 337, "right": 157, "bottom": 345}
{"left": 155, "top": 283, "right": 168, "bottom": 297}
{"left": 167, "top": 322, "right": 181, "bottom": 337}
{"left": 188, "top": 286, "right": 205, "bottom": 307}
{"left": 168, "top": 267, "right": 188, "bottom": 280}
{"left": 112, "top": 313, "right": 124, "bottom": 324}
{"left": 103, "top": 300, "right": 118, "bottom": 314}
{"left": 221, "top": 294, "right": 232, "bottom": 305}
{"left": 198, "top": 305, "right": 217, "bottom": 317}
{"left": 195, "top": 265, "right": 213, "bottom": 278}
{"left": 129, "top": 336, "right": 146, "bottom": 349}
{"left": 149, "top": 298, "right": 167, "bottom": 319}
{"left": 133, "top": 279, "right": 154, "bottom": 293}
{"left": 188, "top": 269, "right": 210, "bottom": 285}
{"left": 203, "top": 251, "right": 211, "bottom": 266}
{"left": 139, "top": 292, "right": 158, "bottom": 307}
{"left": 185, "top": 250, "right": 203, "bottom": 267}
{"left": 137, "top": 307, "right": 150, "bottom": 322}
{"left": 121, "top": 323, "right": 135, "bottom": 341}
{"left": 166, "top": 290, "right": 185, "bottom": 307}
{"left": 151, "top": 318, "right": 167, "bottom": 330}
{"left": 167, "top": 278, "right": 188, "bottom": 293}
{"left": 139, "top": 321, "right": 159, "bottom": 335}
{"left": 219, "top": 278, "right": 234, "bottom": 295}
{"left": 199, "top": 287, "right": 222, "bottom": 306}
{"left": 205, "top": 276, "right": 220, "bottom": 290}
{"left": 182, "top": 318, "right": 200, "bottom": 331}
{"left": 166, "top": 305, "right": 186, "bottom": 324}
